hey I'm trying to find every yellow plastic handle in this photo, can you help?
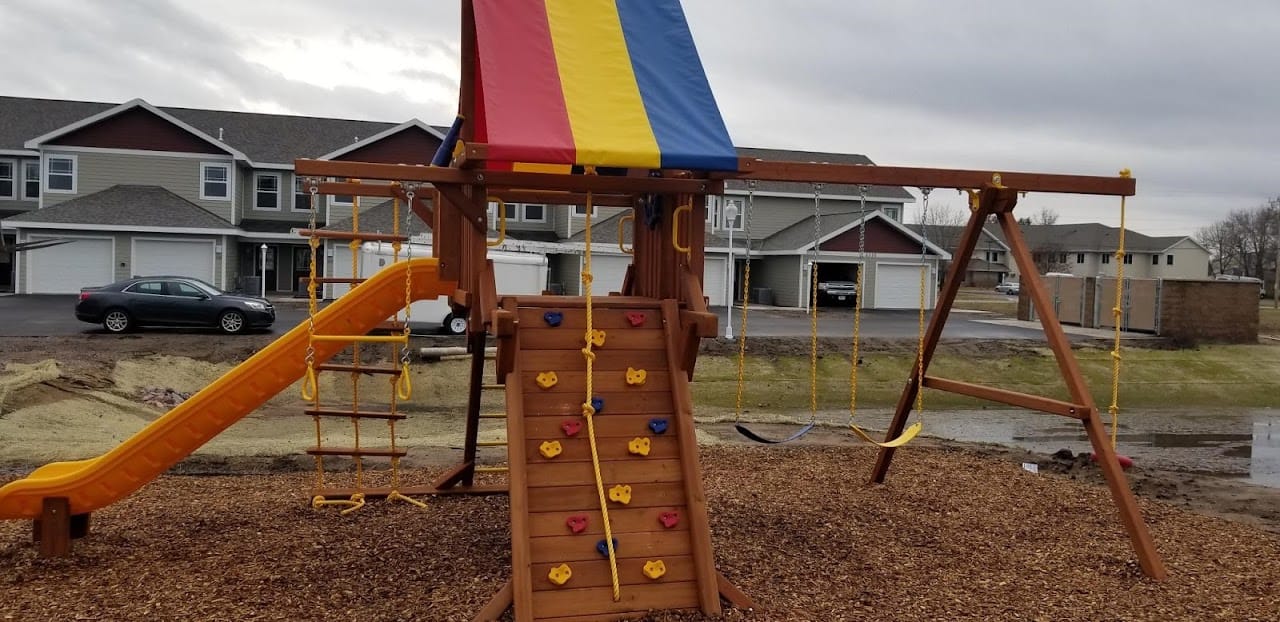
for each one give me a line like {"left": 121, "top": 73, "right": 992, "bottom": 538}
{"left": 396, "top": 362, "right": 413, "bottom": 400}
{"left": 672, "top": 203, "right": 691, "bottom": 255}
{"left": 487, "top": 197, "right": 507, "bottom": 247}
{"left": 618, "top": 213, "right": 634, "bottom": 255}
{"left": 301, "top": 366, "right": 318, "bottom": 401}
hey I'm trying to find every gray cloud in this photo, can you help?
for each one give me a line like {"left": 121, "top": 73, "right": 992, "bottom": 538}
{"left": 3, "top": 0, "right": 1275, "bottom": 235}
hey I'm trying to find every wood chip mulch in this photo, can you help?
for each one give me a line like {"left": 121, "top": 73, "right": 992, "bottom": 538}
{"left": 2, "top": 445, "right": 1278, "bottom": 621}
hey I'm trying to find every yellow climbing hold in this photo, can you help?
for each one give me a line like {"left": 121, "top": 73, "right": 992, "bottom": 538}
{"left": 625, "top": 367, "right": 647, "bottom": 386}
{"left": 539, "top": 440, "right": 564, "bottom": 459}
{"left": 628, "top": 437, "right": 651, "bottom": 457}
{"left": 586, "top": 329, "right": 606, "bottom": 347}
{"left": 643, "top": 560, "right": 667, "bottom": 580}
{"left": 608, "top": 484, "right": 632, "bottom": 505}
{"left": 536, "top": 371, "right": 559, "bottom": 389}
{"left": 548, "top": 563, "right": 573, "bottom": 586}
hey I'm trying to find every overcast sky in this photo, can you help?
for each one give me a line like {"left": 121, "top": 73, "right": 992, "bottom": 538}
{"left": 4, "top": 0, "right": 1277, "bottom": 236}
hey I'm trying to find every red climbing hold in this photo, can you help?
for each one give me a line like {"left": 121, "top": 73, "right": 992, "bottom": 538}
{"left": 561, "top": 420, "right": 583, "bottom": 437}
{"left": 659, "top": 511, "right": 680, "bottom": 529}
{"left": 626, "top": 311, "right": 646, "bottom": 327}
{"left": 566, "top": 514, "right": 589, "bottom": 534}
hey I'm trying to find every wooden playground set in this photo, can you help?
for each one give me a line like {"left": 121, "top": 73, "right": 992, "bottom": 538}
{"left": 0, "top": 1, "right": 1166, "bottom": 620}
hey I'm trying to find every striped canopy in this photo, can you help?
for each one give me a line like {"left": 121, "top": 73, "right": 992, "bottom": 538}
{"left": 472, "top": 0, "right": 738, "bottom": 172}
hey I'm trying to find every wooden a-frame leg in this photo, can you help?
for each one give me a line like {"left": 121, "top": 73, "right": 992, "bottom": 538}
{"left": 717, "top": 571, "right": 757, "bottom": 611}
{"left": 434, "top": 331, "right": 487, "bottom": 491}
{"left": 472, "top": 579, "right": 512, "bottom": 622}
{"left": 870, "top": 192, "right": 998, "bottom": 483}
{"left": 34, "top": 497, "right": 72, "bottom": 558}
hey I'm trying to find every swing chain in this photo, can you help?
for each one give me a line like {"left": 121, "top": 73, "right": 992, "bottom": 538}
{"left": 733, "top": 182, "right": 756, "bottom": 421}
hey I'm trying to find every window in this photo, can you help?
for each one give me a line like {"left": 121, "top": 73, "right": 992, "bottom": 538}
{"left": 1076, "top": 253, "right": 1085, "bottom": 264}
{"left": 171, "top": 281, "right": 206, "bottom": 298}
{"left": 572, "top": 204, "right": 598, "bottom": 218}
{"left": 1101, "top": 253, "right": 1111, "bottom": 265}
{"left": 986, "top": 251, "right": 1004, "bottom": 263}
{"left": 522, "top": 203, "right": 546, "bottom": 222}
{"left": 126, "top": 281, "right": 165, "bottom": 295}
{"left": 45, "top": 155, "right": 76, "bottom": 193}
{"left": 883, "top": 207, "right": 901, "bottom": 222}
{"left": 705, "top": 196, "right": 719, "bottom": 225}
{"left": 293, "top": 177, "right": 312, "bottom": 211}
{"left": 329, "top": 179, "right": 353, "bottom": 207}
{"left": 199, "top": 163, "right": 229, "bottom": 200}
{"left": 1123, "top": 253, "right": 1133, "bottom": 265}
{"left": 487, "top": 201, "right": 499, "bottom": 225}
{"left": 1166, "top": 255, "right": 1174, "bottom": 266}
{"left": 254, "top": 173, "right": 281, "bottom": 210}
{"left": 22, "top": 161, "right": 40, "bottom": 200}
{"left": 0, "top": 160, "right": 13, "bottom": 199}
{"left": 1151, "top": 254, "right": 1160, "bottom": 265}
{"left": 1060, "top": 253, "right": 1069, "bottom": 264}
{"left": 503, "top": 201, "right": 518, "bottom": 221}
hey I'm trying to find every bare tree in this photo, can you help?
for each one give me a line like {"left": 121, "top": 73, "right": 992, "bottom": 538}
{"left": 915, "top": 202, "right": 968, "bottom": 251}
{"left": 1033, "top": 207, "right": 1059, "bottom": 225}
{"left": 1198, "top": 197, "right": 1280, "bottom": 303}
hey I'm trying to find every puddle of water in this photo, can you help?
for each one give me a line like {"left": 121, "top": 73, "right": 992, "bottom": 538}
{"left": 925, "top": 410, "right": 1280, "bottom": 489}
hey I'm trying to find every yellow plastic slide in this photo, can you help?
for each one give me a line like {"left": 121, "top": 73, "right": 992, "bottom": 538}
{"left": 0, "top": 258, "right": 454, "bottom": 520}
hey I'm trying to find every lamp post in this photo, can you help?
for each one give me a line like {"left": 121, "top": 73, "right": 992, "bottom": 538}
{"left": 259, "top": 244, "right": 268, "bottom": 299}
{"left": 723, "top": 200, "right": 739, "bottom": 339}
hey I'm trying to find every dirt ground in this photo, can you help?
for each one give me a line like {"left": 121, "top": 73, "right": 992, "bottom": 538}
{"left": 2, "top": 334, "right": 1280, "bottom": 620}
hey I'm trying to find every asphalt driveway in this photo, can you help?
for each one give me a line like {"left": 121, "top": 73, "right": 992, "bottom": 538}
{"left": 0, "top": 294, "right": 1052, "bottom": 340}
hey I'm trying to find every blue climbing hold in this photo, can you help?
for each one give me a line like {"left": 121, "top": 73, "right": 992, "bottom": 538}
{"left": 596, "top": 538, "right": 619, "bottom": 557}
{"left": 649, "top": 418, "right": 669, "bottom": 435}
{"left": 544, "top": 311, "right": 563, "bottom": 327}
{"left": 591, "top": 396, "right": 604, "bottom": 414}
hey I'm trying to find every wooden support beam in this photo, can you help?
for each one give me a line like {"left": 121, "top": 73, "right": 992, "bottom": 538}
{"left": 294, "top": 159, "right": 722, "bottom": 195}
{"left": 35, "top": 497, "right": 72, "bottom": 557}
{"left": 871, "top": 188, "right": 1007, "bottom": 483}
{"left": 996, "top": 210, "right": 1166, "bottom": 581}
{"left": 726, "top": 158, "right": 1136, "bottom": 196}
{"left": 922, "top": 376, "right": 1087, "bottom": 418}
{"left": 504, "top": 332, "right": 535, "bottom": 622}
{"left": 660, "top": 299, "right": 723, "bottom": 616}
{"left": 435, "top": 184, "right": 488, "bottom": 233}
{"left": 431, "top": 461, "right": 475, "bottom": 492}
{"left": 473, "top": 579, "right": 513, "bottom": 622}
{"left": 461, "top": 330, "right": 488, "bottom": 488}
{"left": 309, "top": 181, "right": 398, "bottom": 198}
{"left": 716, "top": 571, "right": 757, "bottom": 611}
{"left": 491, "top": 189, "right": 635, "bottom": 207}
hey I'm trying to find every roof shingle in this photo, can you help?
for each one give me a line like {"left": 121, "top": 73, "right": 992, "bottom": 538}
{"left": 1, "top": 185, "right": 236, "bottom": 230}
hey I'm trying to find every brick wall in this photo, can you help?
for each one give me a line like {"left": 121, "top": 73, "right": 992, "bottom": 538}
{"left": 1159, "top": 280, "right": 1259, "bottom": 344}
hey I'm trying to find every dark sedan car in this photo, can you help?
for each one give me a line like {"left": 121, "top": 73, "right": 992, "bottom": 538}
{"left": 76, "top": 276, "right": 275, "bottom": 334}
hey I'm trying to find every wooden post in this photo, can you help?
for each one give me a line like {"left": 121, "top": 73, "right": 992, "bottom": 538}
{"left": 996, "top": 210, "right": 1167, "bottom": 580}
{"left": 502, "top": 305, "right": 535, "bottom": 622}
{"left": 661, "top": 299, "right": 724, "bottom": 616}
{"left": 461, "top": 329, "right": 486, "bottom": 487}
{"left": 36, "top": 497, "right": 72, "bottom": 557}
{"left": 870, "top": 190, "right": 1002, "bottom": 482}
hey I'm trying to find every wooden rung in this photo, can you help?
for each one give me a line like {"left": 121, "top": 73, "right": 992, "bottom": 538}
{"left": 304, "top": 408, "right": 406, "bottom": 421}
{"left": 310, "top": 277, "right": 365, "bottom": 284}
{"left": 476, "top": 440, "right": 508, "bottom": 447}
{"left": 480, "top": 413, "right": 507, "bottom": 419}
{"left": 482, "top": 383, "right": 505, "bottom": 390}
{"left": 311, "top": 334, "right": 408, "bottom": 344}
{"left": 305, "top": 447, "right": 408, "bottom": 458}
{"left": 297, "top": 229, "right": 409, "bottom": 243}
{"left": 314, "top": 363, "right": 403, "bottom": 375}
{"left": 474, "top": 466, "right": 509, "bottom": 473}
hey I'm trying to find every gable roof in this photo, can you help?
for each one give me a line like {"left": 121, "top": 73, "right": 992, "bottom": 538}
{"left": 323, "top": 199, "right": 433, "bottom": 238}
{"left": 0, "top": 185, "right": 236, "bottom": 232}
{"left": 317, "top": 119, "right": 446, "bottom": 161}
{"left": 986, "top": 223, "right": 1191, "bottom": 253}
{"left": 24, "top": 99, "right": 244, "bottom": 159}
{"left": 730, "top": 147, "right": 914, "bottom": 201}
{"left": 0, "top": 97, "right": 113, "bottom": 154}
{"left": 903, "top": 223, "right": 1010, "bottom": 251}
{"left": 762, "top": 209, "right": 949, "bottom": 258}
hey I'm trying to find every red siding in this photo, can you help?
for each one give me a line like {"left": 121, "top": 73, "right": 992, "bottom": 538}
{"left": 48, "top": 107, "right": 227, "bottom": 154}
{"left": 821, "top": 218, "right": 933, "bottom": 254}
{"left": 336, "top": 127, "right": 442, "bottom": 165}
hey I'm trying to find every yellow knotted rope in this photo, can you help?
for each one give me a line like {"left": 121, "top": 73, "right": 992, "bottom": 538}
{"left": 1108, "top": 169, "right": 1132, "bottom": 449}
{"left": 579, "top": 167, "right": 621, "bottom": 602}
{"left": 303, "top": 182, "right": 324, "bottom": 489}
{"left": 733, "top": 189, "right": 755, "bottom": 422}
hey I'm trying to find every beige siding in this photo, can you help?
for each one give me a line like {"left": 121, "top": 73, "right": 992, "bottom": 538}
{"left": 548, "top": 253, "right": 581, "bottom": 295}
{"left": 1153, "top": 239, "right": 1210, "bottom": 280}
{"left": 563, "top": 205, "right": 627, "bottom": 238}
{"left": 240, "top": 168, "right": 315, "bottom": 224}
{"left": 41, "top": 149, "right": 235, "bottom": 222}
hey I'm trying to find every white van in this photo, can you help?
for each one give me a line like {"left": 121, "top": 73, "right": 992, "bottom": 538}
{"left": 359, "top": 242, "right": 549, "bottom": 334}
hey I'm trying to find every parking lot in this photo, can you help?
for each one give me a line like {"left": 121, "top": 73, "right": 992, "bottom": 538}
{"left": 0, "top": 294, "right": 1057, "bottom": 340}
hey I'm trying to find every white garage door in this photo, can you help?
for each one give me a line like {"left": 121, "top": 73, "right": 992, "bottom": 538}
{"left": 702, "top": 257, "right": 726, "bottom": 307}
{"left": 874, "top": 263, "right": 934, "bottom": 309}
{"left": 328, "top": 242, "right": 361, "bottom": 298}
{"left": 26, "top": 236, "right": 114, "bottom": 294}
{"left": 588, "top": 254, "right": 631, "bottom": 295}
{"left": 132, "top": 239, "right": 215, "bottom": 283}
